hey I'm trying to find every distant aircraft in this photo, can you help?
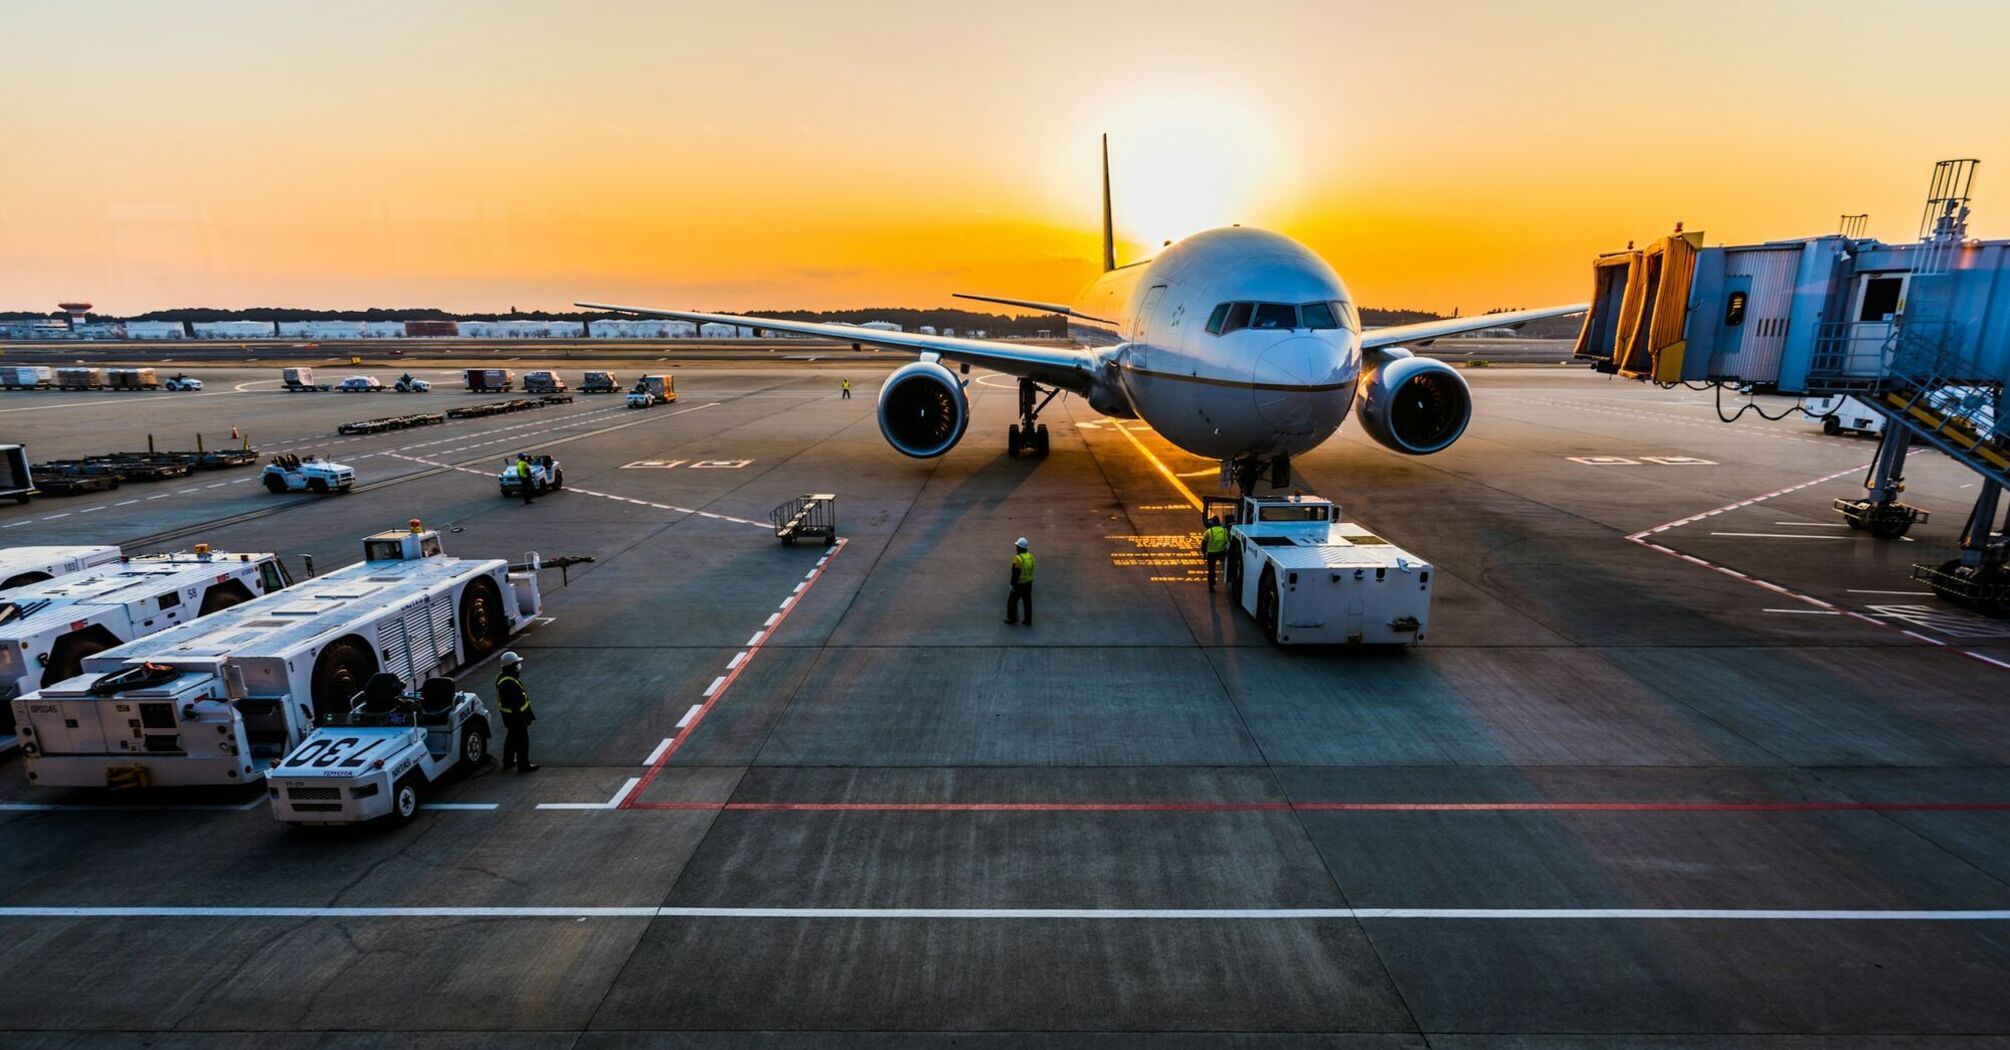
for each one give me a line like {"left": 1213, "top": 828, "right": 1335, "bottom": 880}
{"left": 581, "top": 137, "right": 1583, "bottom": 492}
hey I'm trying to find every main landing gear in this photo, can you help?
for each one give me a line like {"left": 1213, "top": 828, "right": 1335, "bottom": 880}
{"left": 1008, "top": 378, "right": 1057, "bottom": 458}
{"left": 1226, "top": 455, "right": 1293, "bottom": 497}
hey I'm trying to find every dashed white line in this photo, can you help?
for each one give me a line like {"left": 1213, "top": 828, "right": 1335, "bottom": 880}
{"left": 534, "top": 777, "right": 639, "bottom": 811}
{"left": 702, "top": 676, "right": 725, "bottom": 698}
{"left": 4, "top": 905, "right": 2009, "bottom": 922}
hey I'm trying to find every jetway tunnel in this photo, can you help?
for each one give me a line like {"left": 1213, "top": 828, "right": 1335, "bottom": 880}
{"left": 1574, "top": 160, "right": 2010, "bottom": 616}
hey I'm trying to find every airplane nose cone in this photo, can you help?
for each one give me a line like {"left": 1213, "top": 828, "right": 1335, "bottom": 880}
{"left": 1252, "top": 336, "right": 1343, "bottom": 431}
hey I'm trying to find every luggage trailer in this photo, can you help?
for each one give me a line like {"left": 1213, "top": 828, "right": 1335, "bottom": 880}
{"left": 1206, "top": 493, "right": 1434, "bottom": 646}
{"left": 12, "top": 522, "right": 542, "bottom": 789}
{"left": 1, "top": 547, "right": 288, "bottom": 724}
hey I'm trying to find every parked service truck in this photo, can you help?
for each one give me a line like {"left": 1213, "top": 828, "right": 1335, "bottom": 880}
{"left": 1205, "top": 493, "right": 1433, "bottom": 646}
{"left": 0, "top": 547, "right": 288, "bottom": 728}
{"left": 12, "top": 521, "right": 542, "bottom": 788}
{"left": 522, "top": 370, "right": 567, "bottom": 394}
{"left": 269, "top": 673, "right": 493, "bottom": 824}
{"left": 1, "top": 445, "right": 40, "bottom": 505}
{"left": 0, "top": 544, "right": 123, "bottom": 590}
{"left": 463, "top": 368, "right": 515, "bottom": 393}
{"left": 580, "top": 370, "right": 619, "bottom": 394}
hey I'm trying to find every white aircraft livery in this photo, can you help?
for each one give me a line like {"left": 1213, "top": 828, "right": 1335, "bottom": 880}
{"left": 580, "top": 137, "right": 1584, "bottom": 492}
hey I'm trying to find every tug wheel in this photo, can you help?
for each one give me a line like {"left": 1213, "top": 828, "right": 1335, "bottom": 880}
{"left": 458, "top": 577, "right": 507, "bottom": 660}
{"left": 1257, "top": 567, "right": 1280, "bottom": 645}
{"left": 391, "top": 777, "right": 421, "bottom": 823}
{"left": 461, "top": 726, "right": 490, "bottom": 769}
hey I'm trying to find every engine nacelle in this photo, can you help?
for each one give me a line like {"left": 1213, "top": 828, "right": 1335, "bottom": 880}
{"left": 876, "top": 360, "right": 970, "bottom": 458}
{"left": 1354, "top": 349, "right": 1472, "bottom": 455}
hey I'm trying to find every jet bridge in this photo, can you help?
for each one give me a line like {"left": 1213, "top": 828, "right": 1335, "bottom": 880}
{"left": 1575, "top": 160, "right": 2010, "bottom": 614}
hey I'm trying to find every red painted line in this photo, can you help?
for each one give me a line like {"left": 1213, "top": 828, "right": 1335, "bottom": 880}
{"left": 622, "top": 800, "right": 2010, "bottom": 814}
{"left": 617, "top": 537, "right": 848, "bottom": 809}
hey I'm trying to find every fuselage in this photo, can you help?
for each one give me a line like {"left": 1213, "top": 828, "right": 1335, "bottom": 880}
{"left": 1064, "top": 226, "right": 1361, "bottom": 460}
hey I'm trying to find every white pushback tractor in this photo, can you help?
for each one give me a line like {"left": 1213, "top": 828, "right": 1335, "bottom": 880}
{"left": 1206, "top": 493, "right": 1433, "bottom": 646}
{"left": 0, "top": 546, "right": 123, "bottom": 591}
{"left": 12, "top": 521, "right": 542, "bottom": 789}
{"left": 1, "top": 546, "right": 288, "bottom": 727}
{"left": 268, "top": 672, "right": 493, "bottom": 824}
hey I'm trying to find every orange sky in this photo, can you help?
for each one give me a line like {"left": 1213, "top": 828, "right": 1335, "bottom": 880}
{"left": 3, "top": 0, "right": 2008, "bottom": 316}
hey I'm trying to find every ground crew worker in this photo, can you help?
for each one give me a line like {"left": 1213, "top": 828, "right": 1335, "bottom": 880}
{"left": 841, "top": 377, "right": 852, "bottom": 399}
{"left": 514, "top": 454, "right": 535, "bottom": 505}
{"left": 495, "top": 651, "right": 538, "bottom": 772}
{"left": 1202, "top": 516, "right": 1230, "bottom": 592}
{"left": 1005, "top": 537, "right": 1035, "bottom": 626}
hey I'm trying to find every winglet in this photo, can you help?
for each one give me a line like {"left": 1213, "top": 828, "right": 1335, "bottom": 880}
{"left": 1101, "top": 133, "right": 1116, "bottom": 273}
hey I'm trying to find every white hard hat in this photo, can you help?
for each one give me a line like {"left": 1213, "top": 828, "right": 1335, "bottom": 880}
{"left": 500, "top": 651, "right": 522, "bottom": 666}
{"left": 1015, "top": 537, "right": 1029, "bottom": 549}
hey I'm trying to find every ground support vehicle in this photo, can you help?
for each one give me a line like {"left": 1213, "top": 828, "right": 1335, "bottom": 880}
{"left": 581, "top": 371, "right": 619, "bottom": 394}
{"left": 523, "top": 370, "right": 567, "bottom": 394}
{"left": 281, "top": 367, "right": 332, "bottom": 392}
{"left": 163, "top": 374, "right": 204, "bottom": 392}
{"left": 55, "top": 367, "right": 105, "bottom": 391}
{"left": 1206, "top": 493, "right": 1434, "bottom": 646}
{"left": 172, "top": 448, "right": 259, "bottom": 470}
{"left": 1, "top": 445, "right": 36, "bottom": 505}
{"left": 106, "top": 368, "right": 160, "bottom": 391}
{"left": 539, "top": 393, "right": 573, "bottom": 406}
{"left": 262, "top": 454, "right": 355, "bottom": 494}
{"left": 0, "top": 366, "right": 53, "bottom": 389}
{"left": 0, "top": 545, "right": 122, "bottom": 590}
{"left": 392, "top": 374, "right": 432, "bottom": 393}
{"left": 464, "top": 368, "right": 515, "bottom": 393}
{"left": 337, "top": 376, "right": 384, "bottom": 393}
{"left": 338, "top": 413, "right": 444, "bottom": 436}
{"left": 637, "top": 374, "right": 675, "bottom": 402}
{"left": 13, "top": 521, "right": 543, "bottom": 788}
{"left": 29, "top": 471, "right": 120, "bottom": 496}
{"left": 268, "top": 673, "right": 491, "bottom": 824}
{"left": 0, "top": 547, "right": 287, "bottom": 728}
{"left": 770, "top": 494, "right": 837, "bottom": 547}
{"left": 1804, "top": 395, "right": 1887, "bottom": 437}
{"left": 498, "top": 454, "right": 562, "bottom": 497}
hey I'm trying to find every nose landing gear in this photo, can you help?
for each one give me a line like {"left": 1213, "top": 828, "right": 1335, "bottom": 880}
{"left": 1226, "top": 455, "right": 1293, "bottom": 496}
{"left": 1009, "top": 378, "right": 1058, "bottom": 458}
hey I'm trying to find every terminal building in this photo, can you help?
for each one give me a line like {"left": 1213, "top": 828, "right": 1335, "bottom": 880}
{"left": 1576, "top": 159, "right": 2009, "bottom": 614}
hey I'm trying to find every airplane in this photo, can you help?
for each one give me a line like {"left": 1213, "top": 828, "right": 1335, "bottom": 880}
{"left": 580, "top": 136, "right": 1585, "bottom": 493}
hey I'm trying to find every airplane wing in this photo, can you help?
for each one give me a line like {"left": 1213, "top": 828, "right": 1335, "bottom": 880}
{"left": 1361, "top": 303, "right": 1587, "bottom": 350}
{"left": 575, "top": 302, "right": 1097, "bottom": 391}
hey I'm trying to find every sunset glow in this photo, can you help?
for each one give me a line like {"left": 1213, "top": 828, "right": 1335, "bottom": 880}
{"left": 3, "top": 0, "right": 2008, "bottom": 315}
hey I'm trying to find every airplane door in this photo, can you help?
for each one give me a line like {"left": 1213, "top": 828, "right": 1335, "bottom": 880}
{"left": 1130, "top": 284, "right": 1168, "bottom": 374}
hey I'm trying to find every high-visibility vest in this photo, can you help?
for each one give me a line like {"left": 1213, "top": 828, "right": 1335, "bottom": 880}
{"left": 516, "top": 460, "right": 531, "bottom": 479}
{"left": 496, "top": 672, "right": 531, "bottom": 714}
{"left": 842, "top": 379, "right": 851, "bottom": 389}
{"left": 1012, "top": 551, "right": 1034, "bottom": 583}
{"left": 1203, "top": 525, "right": 1229, "bottom": 554}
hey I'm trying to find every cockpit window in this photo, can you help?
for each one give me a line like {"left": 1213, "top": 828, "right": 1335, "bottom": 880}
{"left": 1252, "top": 303, "right": 1296, "bottom": 330}
{"left": 1216, "top": 302, "right": 1253, "bottom": 335}
{"left": 1300, "top": 302, "right": 1338, "bottom": 329}
{"left": 1205, "top": 303, "right": 1231, "bottom": 335}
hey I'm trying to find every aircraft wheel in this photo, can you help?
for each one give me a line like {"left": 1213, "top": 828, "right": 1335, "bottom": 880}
{"left": 1035, "top": 424, "right": 1050, "bottom": 457}
{"left": 1007, "top": 424, "right": 1021, "bottom": 458}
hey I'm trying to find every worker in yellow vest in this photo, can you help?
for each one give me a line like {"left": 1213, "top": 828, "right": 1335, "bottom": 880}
{"left": 495, "top": 652, "right": 538, "bottom": 772}
{"left": 841, "top": 377, "right": 852, "bottom": 400}
{"left": 514, "top": 455, "right": 535, "bottom": 505}
{"left": 1005, "top": 537, "right": 1035, "bottom": 626}
{"left": 1202, "top": 516, "right": 1230, "bottom": 592}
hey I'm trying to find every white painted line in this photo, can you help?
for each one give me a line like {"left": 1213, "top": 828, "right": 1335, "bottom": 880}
{"left": 645, "top": 737, "right": 676, "bottom": 764}
{"left": 78, "top": 507, "right": 102, "bottom": 514}
{"left": 1774, "top": 521, "right": 1849, "bottom": 527}
{"left": 0, "top": 522, "right": 27, "bottom": 529}
{"left": 2, "top": 905, "right": 2009, "bottom": 921}
{"left": 703, "top": 676, "right": 725, "bottom": 698}
{"left": 419, "top": 803, "right": 499, "bottom": 811}
{"left": 763, "top": 613, "right": 779, "bottom": 627}
{"left": 746, "top": 631, "right": 765, "bottom": 647}
{"left": 1708, "top": 532, "right": 1847, "bottom": 540}
{"left": 1848, "top": 589, "right": 1937, "bottom": 596}
{"left": 1967, "top": 651, "right": 2010, "bottom": 671}
{"left": 1763, "top": 608, "right": 1841, "bottom": 615}
{"left": 792, "top": 582, "right": 807, "bottom": 594}
{"left": 42, "top": 512, "right": 69, "bottom": 520}
{"left": 778, "top": 596, "right": 794, "bottom": 610}
{"left": 727, "top": 651, "right": 747, "bottom": 670}
{"left": 114, "top": 499, "right": 138, "bottom": 506}
{"left": 675, "top": 705, "right": 702, "bottom": 729}
{"left": 145, "top": 493, "right": 171, "bottom": 500}
{"left": 534, "top": 776, "right": 640, "bottom": 810}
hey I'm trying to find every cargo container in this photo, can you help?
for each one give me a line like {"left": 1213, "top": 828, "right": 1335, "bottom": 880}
{"left": 464, "top": 368, "right": 515, "bottom": 392}
{"left": 521, "top": 370, "right": 567, "bottom": 394}
{"left": 0, "top": 366, "right": 53, "bottom": 389}
{"left": 13, "top": 522, "right": 542, "bottom": 788}
{"left": 281, "top": 366, "right": 331, "bottom": 392}
{"left": 124, "top": 321, "right": 186, "bottom": 340}
{"left": 580, "top": 370, "right": 619, "bottom": 393}
{"left": 54, "top": 367, "right": 105, "bottom": 390}
{"left": 105, "top": 367, "right": 159, "bottom": 390}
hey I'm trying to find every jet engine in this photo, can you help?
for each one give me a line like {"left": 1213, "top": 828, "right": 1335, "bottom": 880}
{"left": 1354, "top": 349, "right": 1472, "bottom": 455}
{"left": 876, "top": 360, "right": 970, "bottom": 458}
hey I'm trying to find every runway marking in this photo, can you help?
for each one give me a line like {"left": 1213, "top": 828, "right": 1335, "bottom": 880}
{"left": 1850, "top": 588, "right": 1935, "bottom": 596}
{"left": 1777, "top": 521, "right": 1849, "bottom": 527}
{"left": 1110, "top": 414, "right": 1206, "bottom": 511}
{"left": 621, "top": 537, "right": 850, "bottom": 809}
{"left": 1764, "top": 608, "right": 1842, "bottom": 615}
{"left": 1709, "top": 531, "right": 1846, "bottom": 539}
{"left": 644, "top": 737, "right": 676, "bottom": 765}
{"left": 675, "top": 705, "right": 702, "bottom": 729}
{"left": 623, "top": 799, "right": 2010, "bottom": 815}
{"left": 534, "top": 777, "right": 639, "bottom": 811}
{"left": 418, "top": 803, "right": 498, "bottom": 811}
{"left": 4, "top": 905, "right": 2009, "bottom": 921}
{"left": 727, "top": 651, "right": 746, "bottom": 669}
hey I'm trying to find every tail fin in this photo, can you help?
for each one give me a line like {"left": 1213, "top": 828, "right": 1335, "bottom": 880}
{"left": 1100, "top": 133, "right": 1116, "bottom": 272}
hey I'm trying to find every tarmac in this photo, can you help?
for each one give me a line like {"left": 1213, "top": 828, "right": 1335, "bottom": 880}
{"left": 2, "top": 353, "right": 2008, "bottom": 1045}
